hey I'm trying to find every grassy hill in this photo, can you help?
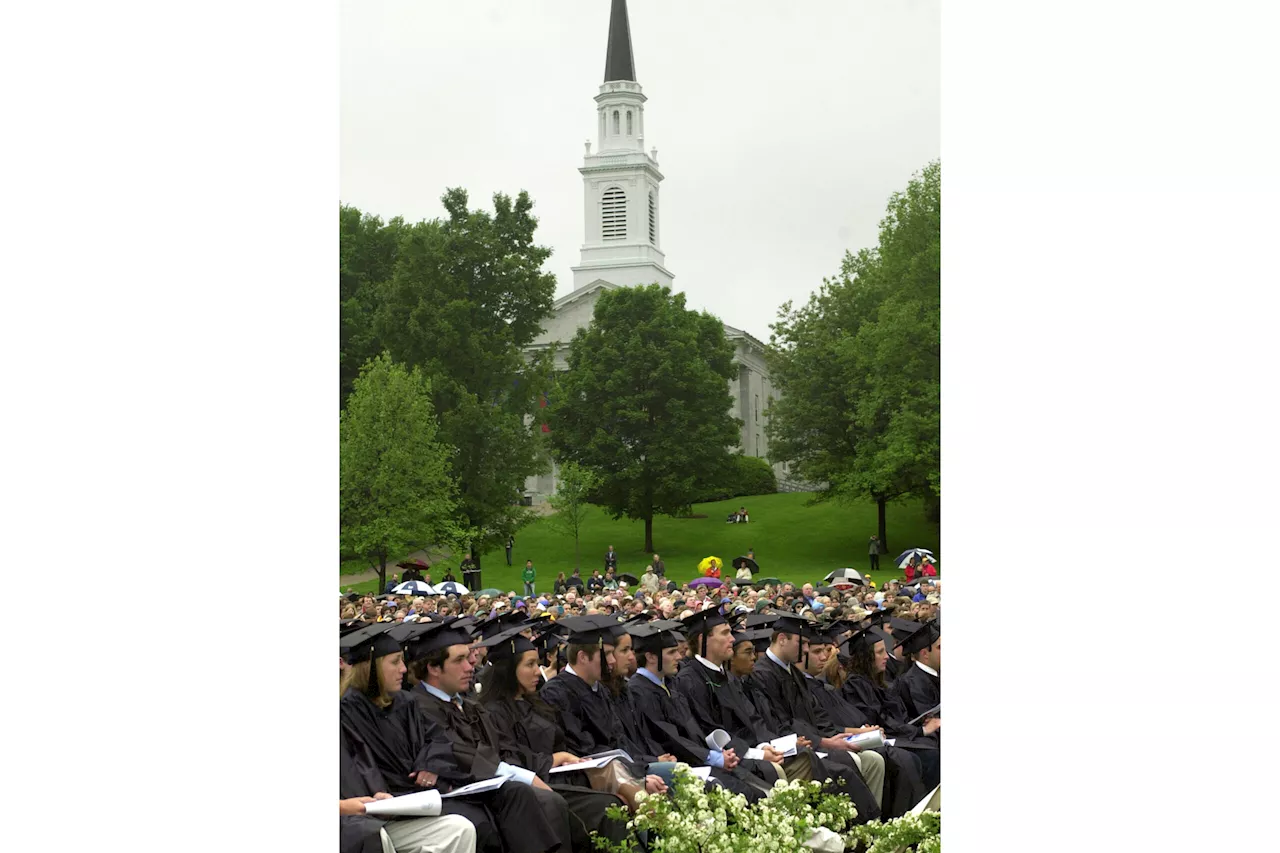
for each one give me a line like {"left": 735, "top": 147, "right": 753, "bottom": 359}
{"left": 342, "top": 492, "right": 939, "bottom": 596}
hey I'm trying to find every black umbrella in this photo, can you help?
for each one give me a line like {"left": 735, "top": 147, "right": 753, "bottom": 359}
{"left": 731, "top": 578, "right": 759, "bottom": 587}
{"left": 617, "top": 572, "right": 640, "bottom": 585}
{"left": 732, "top": 556, "right": 760, "bottom": 574}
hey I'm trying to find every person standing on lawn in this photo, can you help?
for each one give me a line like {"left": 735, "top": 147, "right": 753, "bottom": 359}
{"left": 868, "top": 535, "right": 882, "bottom": 573}
{"left": 522, "top": 560, "right": 536, "bottom": 598}
{"left": 506, "top": 536, "right": 515, "bottom": 567}
{"left": 604, "top": 546, "right": 618, "bottom": 572}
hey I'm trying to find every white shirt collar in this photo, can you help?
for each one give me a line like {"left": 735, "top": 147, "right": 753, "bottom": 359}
{"left": 915, "top": 660, "right": 939, "bottom": 677}
{"left": 765, "top": 648, "right": 791, "bottom": 672}
{"left": 565, "top": 663, "right": 598, "bottom": 692}
{"left": 695, "top": 655, "right": 723, "bottom": 673}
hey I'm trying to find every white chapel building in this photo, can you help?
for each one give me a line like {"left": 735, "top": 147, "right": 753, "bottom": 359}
{"left": 523, "top": 0, "right": 782, "bottom": 501}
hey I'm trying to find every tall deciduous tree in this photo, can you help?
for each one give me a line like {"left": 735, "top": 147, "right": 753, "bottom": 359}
{"left": 340, "top": 205, "right": 405, "bottom": 408}
{"left": 340, "top": 353, "right": 465, "bottom": 593}
{"left": 546, "top": 461, "right": 600, "bottom": 572}
{"left": 373, "top": 189, "right": 558, "bottom": 578}
{"left": 766, "top": 161, "right": 940, "bottom": 549}
{"left": 550, "top": 285, "right": 740, "bottom": 553}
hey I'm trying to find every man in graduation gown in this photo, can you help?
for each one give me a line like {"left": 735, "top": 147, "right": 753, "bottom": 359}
{"left": 543, "top": 616, "right": 764, "bottom": 801}
{"left": 670, "top": 611, "right": 881, "bottom": 823}
{"left": 890, "top": 621, "right": 941, "bottom": 725}
{"left": 879, "top": 617, "right": 918, "bottom": 683}
{"left": 670, "top": 611, "right": 824, "bottom": 786}
{"left": 341, "top": 723, "right": 478, "bottom": 853}
{"left": 338, "top": 624, "right": 561, "bottom": 853}
{"left": 749, "top": 615, "right": 886, "bottom": 820}
{"left": 403, "top": 619, "right": 620, "bottom": 853}
{"left": 796, "top": 631, "right": 928, "bottom": 817}
{"left": 626, "top": 621, "right": 774, "bottom": 802}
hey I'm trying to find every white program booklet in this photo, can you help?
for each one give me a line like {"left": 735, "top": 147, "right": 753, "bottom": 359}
{"left": 549, "top": 756, "right": 616, "bottom": 773}
{"left": 745, "top": 733, "right": 799, "bottom": 761}
{"left": 442, "top": 776, "right": 509, "bottom": 797}
{"left": 363, "top": 790, "right": 442, "bottom": 818}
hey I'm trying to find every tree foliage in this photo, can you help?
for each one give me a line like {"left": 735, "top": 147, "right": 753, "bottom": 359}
{"left": 340, "top": 205, "right": 405, "bottom": 408}
{"left": 342, "top": 190, "right": 559, "bottom": 573}
{"left": 766, "top": 161, "right": 940, "bottom": 546}
{"left": 546, "top": 460, "right": 601, "bottom": 572}
{"left": 549, "top": 285, "right": 740, "bottom": 553}
{"left": 340, "top": 354, "right": 465, "bottom": 592}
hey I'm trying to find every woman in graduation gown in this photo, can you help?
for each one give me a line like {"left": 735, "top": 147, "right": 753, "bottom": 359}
{"left": 840, "top": 625, "right": 941, "bottom": 791}
{"left": 470, "top": 627, "right": 637, "bottom": 851}
{"left": 339, "top": 624, "right": 564, "bottom": 853}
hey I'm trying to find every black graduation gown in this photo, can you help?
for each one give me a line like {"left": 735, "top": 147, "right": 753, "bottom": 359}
{"left": 409, "top": 685, "right": 580, "bottom": 852}
{"left": 340, "top": 689, "right": 562, "bottom": 853}
{"left": 340, "top": 727, "right": 387, "bottom": 853}
{"left": 891, "top": 664, "right": 941, "bottom": 724}
{"left": 541, "top": 669, "right": 660, "bottom": 786}
{"left": 626, "top": 671, "right": 772, "bottom": 802}
{"left": 481, "top": 696, "right": 630, "bottom": 851}
{"left": 842, "top": 674, "right": 940, "bottom": 792}
{"left": 607, "top": 680, "right": 667, "bottom": 765}
{"left": 804, "top": 676, "right": 928, "bottom": 817}
{"left": 749, "top": 656, "right": 882, "bottom": 822}
{"left": 669, "top": 658, "right": 807, "bottom": 785}
{"left": 883, "top": 651, "right": 904, "bottom": 683}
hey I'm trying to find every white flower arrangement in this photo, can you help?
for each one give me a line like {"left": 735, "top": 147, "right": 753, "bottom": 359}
{"left": 592, "top": 765, "right": 941, "bottom": 853}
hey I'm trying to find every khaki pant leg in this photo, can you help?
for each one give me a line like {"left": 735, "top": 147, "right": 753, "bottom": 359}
{"left": 382, "top": 815, "right": 478, "bottom": 853}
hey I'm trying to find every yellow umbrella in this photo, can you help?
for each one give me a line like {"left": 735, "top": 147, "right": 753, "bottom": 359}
{"left": 698, "top": 555, "right": 723, "bottom": 575}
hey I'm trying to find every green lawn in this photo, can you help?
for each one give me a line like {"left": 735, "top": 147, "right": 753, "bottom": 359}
{"left": 341, "top": 492, "right": 939, "bottom": 597}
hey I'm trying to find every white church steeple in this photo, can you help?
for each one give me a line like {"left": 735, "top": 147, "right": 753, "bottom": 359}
{"left": 571, "top": 0, "right": 674, "bottom": 291}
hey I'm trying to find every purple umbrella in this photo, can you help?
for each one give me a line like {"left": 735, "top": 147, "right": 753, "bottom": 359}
{"left": 688, "top": 577, "right": 726, "bottom": 590}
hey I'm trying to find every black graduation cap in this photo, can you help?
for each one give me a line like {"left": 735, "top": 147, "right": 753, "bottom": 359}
{"left": 343, "top": 623, "right": 402, "bottom": 662}
{"left": 889, "top": 617, "right": 922, "bottom": 636}
{"left": 341, "top": 624, "right": 405, "bottom": 694}
{"left": 769, "top": 613, "right": 811, "bottom": 637}
{"left": 474, "top": 623, "right": 537, "bottom": 662}
{"left": 340, "top": 619, "right": 366, "bottom": 637}
{"left": 733, "top": 626, "right": 773, "bottom": 648}
{"left": 744, "top": 612, "right": 781, "bottom": 628}
{"left": 626, "top": 621, "right": 683, "bottom": 654}
{"left": 475, "top": 610, "right": 529, "bottom": 640}
{"left": 842, "top": 623, "right": 885, "bottom": 657}
{"left": 817, "top": 619, "right": 859, "bottom": 642}
{"left": 680, "top": 607, "right": 728, "bottom": 636}
{"left": 403, "top": 618, "right": 474, "bottom": 663}
{"left": 895, "top": 620, "right": 940, "bottom": 656}
{"left": 556, "top": 615, "right": 618, "bottom": 647}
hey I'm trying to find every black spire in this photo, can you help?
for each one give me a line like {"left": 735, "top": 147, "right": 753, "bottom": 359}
{"left": 603, "top": 0, "right": 636, "bottom": 82}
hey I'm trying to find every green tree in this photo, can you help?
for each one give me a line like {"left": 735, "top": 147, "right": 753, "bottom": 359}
{"left": 340, "top": 353, "right": 466, "bottom": 593}
{"left": 545, "top": 461, "right": 601, "bottom": 572}
{"left": 373, "top": 188, "right": 558, "bottom": 577}
{"left": 766, "top": 161, "right": 940, "bottom": 550}
{"left": 340, "top": 205, "right": 405, "bottom": 408}
{"left": 549, "top": 284, "right": 740, "bottom": 553}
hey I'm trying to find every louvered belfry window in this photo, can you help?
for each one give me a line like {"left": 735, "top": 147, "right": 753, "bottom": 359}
{"left": 602, "top": 187, "right": 626, "bottom": 240}
{"left": 648, "top": 191, "right": 656, "bottom": 243}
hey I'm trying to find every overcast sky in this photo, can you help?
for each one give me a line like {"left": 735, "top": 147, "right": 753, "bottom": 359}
{"left": 340, "top": 0, "right": 939, "bottom": 340}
